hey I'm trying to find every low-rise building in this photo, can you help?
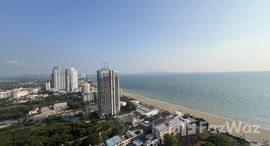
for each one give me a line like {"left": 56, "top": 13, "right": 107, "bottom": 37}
{"left": 152, "top": 118, "right": 183, "bottom": 142}
{"left": 130, "top": 100, "right": 140, "bottom": 106}
{"left": 12, "top": 88, "right": 30, "bottom": 98}
{"left": 136, "top": 106, "right": 159, "bottom": 117}
{"left": 120, "top": 101, "right": 127, "bottom": 107}
{"left": 180, "top": 123, "right": 197, "bottom": 136}
{"left": 29, "top": 107, "right": 39, "bottom": 115}
{"left": 30, "top": 87, "right": 40, "bottom": 94}
{"left": 139, "top": 121, "right": 152, "bottom": 132}
{"left": 106, "top": 135, "right": 123, "bottom": 146}
{"left": 131, "top": 116, "right": 140, "bottom": 127}
{"left": 82, "top": 83, "right": 91, "bottom": 93}
{"left": 83, "top": 91, "right": 96, "bottom": 102}
{"left": 0, "top": 91, "right": 11, "bottom": 99}
{"left": 41, "top": 106, "right": 50, "bottom": 113}
{"left": 106, "top": 129, "right": 145, "bottom": 146}
{"left": 133, "top": 139, "right": 143, "bottom": 146}
{"left": 144, "top": 139, "right": 159, "bottom": 146}
{"left": 28, "top": 94, "right": 39, "bottom": 99}
{"left": 54, "top": 102, "right": 67, "bottom": 111}
{"left": 45, "top": 82, "right": 51, "bottom": 91}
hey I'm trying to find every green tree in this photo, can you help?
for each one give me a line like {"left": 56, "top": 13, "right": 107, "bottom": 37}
{"left": 206, "top": 134, "right": 231, "bottom": 146}
{"left": 121, "top": 101, "right": 137, "bottom": 112}
{"left": 201, "top": 142, "right": 216, "bottom": 146}
{"left": 163, "top": 134, "right": 179, "bottom": 146}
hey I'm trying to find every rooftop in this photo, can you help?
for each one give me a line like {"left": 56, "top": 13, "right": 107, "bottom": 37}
{"left": 136, "top": 106, "right": 158, "bottom": 114}
{"left": 106, "top": 135, "right": 123, "bottom": 146}
{"left": 154, "top": 118, "right": 181, "bottom": 131}
{"left": 133, "top": 139, "right": 143, "bottom": 146}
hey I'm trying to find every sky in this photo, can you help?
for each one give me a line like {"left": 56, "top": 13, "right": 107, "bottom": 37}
{"left": 0, "top": 0, "right": 270, "bottom": 76}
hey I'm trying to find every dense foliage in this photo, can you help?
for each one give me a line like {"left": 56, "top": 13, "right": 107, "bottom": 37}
{"left": 162, "top": 129, "right": 250, "bottom": 146}
{"left": 0, "top": 120, "right": 124, "bottom": 146}
{"left": 0, "top": 105, "right": 30, "bottom": 121}
{"left": 203, "top": 134, "right": 250, "bottom": 146}
{"left": 163, "top": 134, "right": 179, "bottom": 146}
{"left": 120, "top": 101, "right": 137, "bottom": 113}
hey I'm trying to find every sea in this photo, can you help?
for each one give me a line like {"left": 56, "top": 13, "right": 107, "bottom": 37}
{"left": 120, "top": 72, "right": 270, "bottom": 129}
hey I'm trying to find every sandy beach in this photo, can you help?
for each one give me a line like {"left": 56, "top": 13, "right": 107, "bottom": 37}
{"left": 124, "top": 91, "right": 270, "bottom": 143}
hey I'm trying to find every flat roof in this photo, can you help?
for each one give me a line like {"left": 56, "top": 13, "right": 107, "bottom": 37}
{"left": 136, "top": 106, "right": 158, "bottom": 114}
{"left": 106, "top": 139, "right": 115, "bottom": 146}
{"left": 133, "top": 139, "right": 143, "bottom": 146}
{"left": 106, "top": 135, "right": 122, "bottom": 146}
{"left": 154, "top": 118, "right": 181, "bottom": 131}
{"left": 145, "top": 133, "right": 154, "bottom": 140}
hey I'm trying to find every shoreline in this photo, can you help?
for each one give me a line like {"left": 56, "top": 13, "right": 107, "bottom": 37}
{"left": 124, "top": 91, "right": 270, "bottom": 143}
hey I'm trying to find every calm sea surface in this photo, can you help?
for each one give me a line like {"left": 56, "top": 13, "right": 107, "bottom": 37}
{"left": 120, "top": 72, "right": 270, "bottom": 129}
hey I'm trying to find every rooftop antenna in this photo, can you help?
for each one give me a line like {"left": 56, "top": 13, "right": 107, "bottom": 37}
{"left": 101, "top": 61, "right": 104, "bottom": 70}
{"left": 107, "top": 61, "right": 110, "bottom": 69}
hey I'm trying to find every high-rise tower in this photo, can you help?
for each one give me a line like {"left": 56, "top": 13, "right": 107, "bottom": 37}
{"left": 97, "top": 65, "right": 120, "bottom": 118}
{"left": 65, "top": 68, "right": 78, "bottom": 92}
{"left": 51, "top": 67, "right": 78, "bottom": 92}
{"left": 52, "top": 67, "right": 66, "bottom": 91}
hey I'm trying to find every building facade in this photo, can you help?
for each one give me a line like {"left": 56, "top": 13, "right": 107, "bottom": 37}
{"left": 82, "top": 83, "right": 91, "bottom": 93}
{"left": 54, "top": 102, "right": 68, "bottom": 111}
{"left": 152, "top": 118, "right": 183, "bottom": 142}
{"left": 65, "top": 68, "right": 78, "bottom": 92}
{"left": 52, "top": 67, "right": 66, "bottom": 91}
{"left": 51, "top": 67, "right": 78, "bottom": 92}
{"left": 45, "top": 82, "right": 50, "bottom": 91}
{"left": 97, "top": 66, "right": 120, "bottom": 118}
{"left": 0, "top": 91, "right": 11, "bottom": 99}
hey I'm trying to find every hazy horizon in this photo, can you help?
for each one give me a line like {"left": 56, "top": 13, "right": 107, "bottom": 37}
{"left": 1, "top": 0, "right": 270, "bottom": 76}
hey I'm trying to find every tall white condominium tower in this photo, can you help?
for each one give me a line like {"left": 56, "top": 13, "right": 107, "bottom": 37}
{"left": 65, "top": 68, "right": 78, "bottom": 92}
{"left": 97, "top": 65, "right": 120, "bottom": 119}
{"left": 52, "top": 67, "right": 66, "bottom": 91}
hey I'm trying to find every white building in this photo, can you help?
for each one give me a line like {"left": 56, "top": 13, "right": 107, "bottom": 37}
{"left": 28, "top": 107, "right": 39, "bottom": 115}
{"left": 106, "top": 135, "right": 123, "bottom": 146}
{"left": 54, "top": 102, "right": 67, "bottom": 111}
{"left": 83, "top": 91, "right": 96, "bottom": 102}
{"left": 120, "top": 101, "right": 127, "bottom": 107}
{"left": 51, "top": 67, "right": 79, "bottom": 92}
{"left": 82, "top": 83, "right": 91, "bottom": 94}
{"left": 152, "top": 118, "right": 183, "bottom": 142}
{"left": 136, "top": 106, "right": 159, "bottom": 117}
{"left": 65, "top": 68, "right": 78, "bottom": 92}
{"left": 1, "top": 88, "right": 38, "bottom": 99}
{"left": 45, "top": 82, "right": 50, "bottom": 91}
{"left": 97, "top": 65, "right": 120, "bottom": 118}
{"left": 130, "top": 100, "right": 140, "bottom": 106}
{"left": 120, "top": 89, "right": 123, "bottom": 97}
{"left": 12, "top": 88, "right": 30, "bottom": 98}
{"left": 52, "top": 67, "right": 66, "bottom": 91}
{"left": 41, "top": 107, "right": 50, "bottom": 113}
{"left": 0, "top": 91, "right": 11, "bottom": 99}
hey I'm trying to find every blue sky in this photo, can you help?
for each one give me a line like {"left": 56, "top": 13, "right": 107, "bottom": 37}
{"left": 0, "top": 0, "right": 270, "bottom": 76}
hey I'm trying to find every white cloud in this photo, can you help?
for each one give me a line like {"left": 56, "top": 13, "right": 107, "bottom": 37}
{"left": 4, "top": 60, "right": 28, "bottom": 67}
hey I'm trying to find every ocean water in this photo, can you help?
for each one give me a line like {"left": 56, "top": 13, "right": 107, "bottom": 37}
{"left": 120, "top": 72, "right": 270, "bottom": 129}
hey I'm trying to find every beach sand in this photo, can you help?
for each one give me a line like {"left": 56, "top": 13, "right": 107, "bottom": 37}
{"left": 124, "top": 91, "right": 270, "bottom": 143}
